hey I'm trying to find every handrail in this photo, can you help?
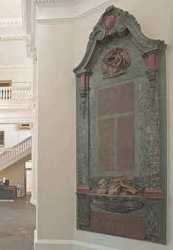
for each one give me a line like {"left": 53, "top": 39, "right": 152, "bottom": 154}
{"left": 0, "top": 136, "right": 32, "bottom": 170}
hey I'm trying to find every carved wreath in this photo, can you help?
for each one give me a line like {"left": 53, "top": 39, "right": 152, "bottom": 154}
{"left": 102, "top": 48, "right": 131, "bottom": 78}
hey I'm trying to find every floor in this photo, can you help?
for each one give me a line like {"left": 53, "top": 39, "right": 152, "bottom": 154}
{"left": 0, "top": 197, "right": 35, "bottom": 250}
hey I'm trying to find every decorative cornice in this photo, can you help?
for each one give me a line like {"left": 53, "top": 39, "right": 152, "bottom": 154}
{"left": 36, "top": 17, "right": 73, "bottom": 24}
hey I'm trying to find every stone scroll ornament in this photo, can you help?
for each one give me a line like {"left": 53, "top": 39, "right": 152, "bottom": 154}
{"left": 74, "top": 6, "right": 167, "bottom": 244}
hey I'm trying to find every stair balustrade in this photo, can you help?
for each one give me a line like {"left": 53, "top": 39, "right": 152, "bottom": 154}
{"left": 0, "top": 136, "right": 32, "bottom": 170}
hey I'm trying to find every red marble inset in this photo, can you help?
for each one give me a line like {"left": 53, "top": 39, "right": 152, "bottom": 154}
{"left": 80, "top": 74, "right": 89, "bottom": 90}
{"left": 104, "top": 15, "right": 117, "bottom": 29}
{"left": 77, "top": 186, "right": 90, "bottom": 193}
{"left": 80, "top": 74, "right": 85, "bottom": 90}
{"left": 143, "top": 188, "right": 162, "bottom": 198}
{"left": 97, "top": 82, "right": 134, "bottom": 117}
{"left": 117, "top": 114, "right": 134, "bottom": 171}
{"left": 98, "top": 119, "right": 114, "bottom": 171}
{"left": 145, "top": 54, "right": 158, "bottom": 70}
{"left": 91, "top": 211, "right": 145, "bottom": 239}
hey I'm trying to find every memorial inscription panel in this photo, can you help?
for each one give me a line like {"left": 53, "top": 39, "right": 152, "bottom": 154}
{"left": 74, "top": 6, "right": 167, "bottom": 244}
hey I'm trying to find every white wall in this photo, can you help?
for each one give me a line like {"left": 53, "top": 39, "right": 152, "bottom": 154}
{"left": 0, "top": 123, "right": 31, "bottom": 149}
{"left": 26, "top": 160, "right": 32, "bottom": 193}
{"left": 35, "top": 1, "right": 173, "bottom": 250}
{"left": 0, "top": 154, "right": 31, "bottom": 197}
{"left": 0, "top": 40, "right": 33, "bottom": 86}
{"left": 36, "top": 20, "right": 75, "bottom": 241}
{"left": 0, "top": 40, "right": 30, "bottom": 65}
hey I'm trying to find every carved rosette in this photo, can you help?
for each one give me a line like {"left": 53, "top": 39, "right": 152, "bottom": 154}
{"left": 102, "top": 48, "right": 131, "bottom": 78}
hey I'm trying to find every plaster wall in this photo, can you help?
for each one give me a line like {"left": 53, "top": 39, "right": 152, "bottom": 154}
{"left": 0, "top": 40, "right": 29, "bottom": 66}
{"left": 0, "top": 40, "right": 33, "bottom": 132}
{"left": 0, "top": 111, "right": 33, "bottom": 124}
{"left": 0, "top": 123, "right": 31, "bottom": 149}
{"left": 35, "top": 0, "right": 173, "bottom": 250}
{"left": 36, "top": 20, "right": 75, "bottom": 240}
{"left": 0, "top": 40, "right": 32, "bottom": 85}
{"left": 26, "top": 160, "right": 32, "bottom": 193}
{"left": 0, "top": 154, "right": 31, "bottom": 197}
{"left": 0, "top": 0, "right": 22, "bottom": 19}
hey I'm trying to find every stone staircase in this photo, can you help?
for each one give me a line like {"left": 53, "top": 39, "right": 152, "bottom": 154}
{"left": 0, "top": 136, "right": 32, "bottom": 171}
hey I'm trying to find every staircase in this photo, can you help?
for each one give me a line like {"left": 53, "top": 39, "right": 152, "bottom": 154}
{"left": 0, "top": 137, "right": 32, "bottom": 171}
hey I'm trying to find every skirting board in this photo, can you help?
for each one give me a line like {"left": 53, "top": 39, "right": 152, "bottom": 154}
{"left": 34, "top": 239, "right": 117, "bottom": 250}
{"left": 34, "top": 241, "right": 73, "bottom": 250}
{"left": 0, "top": 199, "right": 14, "bottom": 202}
{"left": 34, "top": 230, "right": 117, "bottom": 250}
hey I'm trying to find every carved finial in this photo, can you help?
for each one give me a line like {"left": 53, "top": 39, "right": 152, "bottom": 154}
{"left": 104, "top": 5, "right": 117, "bottom": 14}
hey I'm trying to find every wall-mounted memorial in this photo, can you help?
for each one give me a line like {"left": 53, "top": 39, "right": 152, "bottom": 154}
{"left": 74, "top": 6, "right": 167, "bottom": 244}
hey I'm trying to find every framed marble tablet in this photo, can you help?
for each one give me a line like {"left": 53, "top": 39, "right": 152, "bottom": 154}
{"left": 74, "top": 6, "right": 167, "bottom": 244}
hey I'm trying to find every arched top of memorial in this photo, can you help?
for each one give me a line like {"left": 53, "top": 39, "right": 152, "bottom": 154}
{"left": 74, "top": 5, "right": 166, "bottom": 75}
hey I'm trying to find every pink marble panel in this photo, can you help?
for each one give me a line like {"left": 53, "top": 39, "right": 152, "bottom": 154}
{"left": 97, "top": 82, "right": 134, "bottom": 117}
{"left": 117, "top": 114, "right": 134, "bottom": 171}
{"left": 91, "top": 211, "right": 145, "bottom": 239}
{"left": 98, "top": 119, "right": 115, "bottom": 171}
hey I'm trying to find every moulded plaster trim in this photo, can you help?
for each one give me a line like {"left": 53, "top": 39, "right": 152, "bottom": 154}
{"left": 0, "top": 117, "right": 33, "bottom": 124}
{"left": 0, "top": 65, "right": 32, "bottom": 70}
{"left": 35, "top": 0, "right": 70, "bottom": 4}
{"left": 0, "top": 101, "right": 35, "bottom": 111}
{"left": 36, "top": 0, "right": 118, "bottom": 23}
{"left": 0, "top": 18, "right": 22, "bottom": 26}
{"left": 36, "top": 17, "right": 73, "bottom": 24}
{"left": 30, "top": 198, "right": 37, "bottom": 206}
{"left": 0, "top": 34, "right": 28, "bottom": 41}
{"left": 0, "top": 64, "right": 32, "bottom": 71}
{"left": 34, "top": 229, "right": 38, "bottom": 244}
{"left": 24, "top": 0, "right": 36, "bottom": 59}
